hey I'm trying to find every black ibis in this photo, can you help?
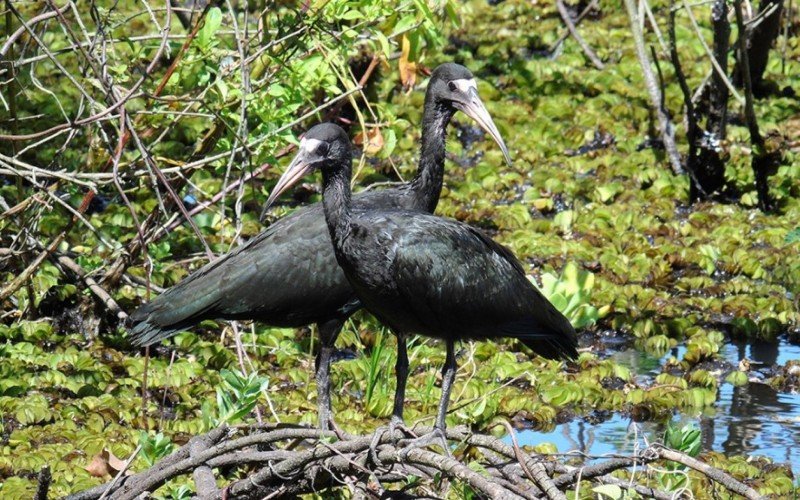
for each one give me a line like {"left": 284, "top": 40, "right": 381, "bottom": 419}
{"left": 266, "top": 123, "right": 577, "bottom": 444}
{"left": 128, "top": 63, "right": 511, "bottom": 429}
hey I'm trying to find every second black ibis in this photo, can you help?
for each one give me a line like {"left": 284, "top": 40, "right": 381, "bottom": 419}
{"left": 266, "top": 123, "right": 577, "bottom": 441}
{"left": 128, "top": 63, "right": 511, "bottom": 429}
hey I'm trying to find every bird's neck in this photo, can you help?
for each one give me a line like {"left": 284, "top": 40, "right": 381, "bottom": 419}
{"left": 411, "top": 100, "right": 455, "bottom": 213}
{"left": 321, "top": 159, "right": 353, "bottom": 250}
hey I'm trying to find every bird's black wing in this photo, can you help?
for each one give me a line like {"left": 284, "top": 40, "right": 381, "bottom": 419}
{"left": 386, "top": 214, "right": 577, "bottom": 360}
{"left": 129, "top": 203, "right": 350, "bottom": 345}
{"left": 128, "top": 187, "right": 412, "bottom": 346}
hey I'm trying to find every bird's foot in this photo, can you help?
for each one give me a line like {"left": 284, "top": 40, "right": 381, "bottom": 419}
{"left": 368, "top": 416, "right": 414, "bottom": 466}
{"left": 398, "top": 426, "right": 450, "bottom": 459}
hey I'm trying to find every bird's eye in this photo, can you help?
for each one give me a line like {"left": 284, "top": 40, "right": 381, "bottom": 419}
{"left": 448, "top": 81, "right": 457, "bottom": 92}
{"left": 317, "top": 143, "right": 329, "bottom": 156}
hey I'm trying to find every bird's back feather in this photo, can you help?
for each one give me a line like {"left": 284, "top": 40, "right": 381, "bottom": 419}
{"left": 339, "top": 211, "right": 578, "bottom": 361}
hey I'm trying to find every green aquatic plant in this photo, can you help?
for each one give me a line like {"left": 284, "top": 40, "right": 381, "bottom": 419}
{"left": 202, "top": 369, "right": 269, "bottom": 428}
{"left": 138, "top": 432, "right": 175, "bottom": 467}
{"left": 698, "top": 244, "right": 721, "bottom": 276}
{"left": 664, "top": 422, "right": 701, "bottom": 457}
{"left": 534, "top": 262, "right": 608, "bottom": 330}
{"left": 658, "top": 422, "right": 701, "bottom": 492}
{"left": 363, "top": 329, "right": 393, "bottom": 417}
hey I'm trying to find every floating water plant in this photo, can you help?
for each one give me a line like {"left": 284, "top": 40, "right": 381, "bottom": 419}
{"left": 534, "top": 262, "right": 608, "bottom": 330}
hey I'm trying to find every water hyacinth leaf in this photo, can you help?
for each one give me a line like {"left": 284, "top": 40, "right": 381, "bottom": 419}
{"left": 533, "top": 263, "right": 602, "bottom": 329}
{"left": 471, "top": 397, "right": 488, "bottom": 418}
{"left": 533, "top": 442, "right": 558, "bottom": 454}
{"left": 726, "top": 371, "right": 749, "bottom": 387}
{"left": 596, "top": 182, "right": 623, "bottom": 203}
{"left": 699, "top": 244, "right": 721, "bottom": 275}
{"left": 553, "top": 210, "right": 574, "bottom": 233}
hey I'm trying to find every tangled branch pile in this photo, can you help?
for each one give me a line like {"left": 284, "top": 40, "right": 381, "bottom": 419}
{"left": 58, "top": 424, "right": 766, "bottom": 499}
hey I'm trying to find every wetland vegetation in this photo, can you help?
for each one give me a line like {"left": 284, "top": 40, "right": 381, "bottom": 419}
{"left": 1, "top": 0, "right": 799, "bottom": 497}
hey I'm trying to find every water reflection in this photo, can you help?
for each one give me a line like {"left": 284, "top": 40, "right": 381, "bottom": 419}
{"left": 510, "top": 338, "right": 800, "bottom": 472}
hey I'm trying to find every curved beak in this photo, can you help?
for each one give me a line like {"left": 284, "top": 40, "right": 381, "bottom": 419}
{"left": 454, "top": 88, "right": 512, "bottom": 166}
{"left": 260, "top": 153, "right": 315, "bottom": 222}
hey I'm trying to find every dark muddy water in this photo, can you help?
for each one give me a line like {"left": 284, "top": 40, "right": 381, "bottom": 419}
{"left": 509, "top": 338, "right": 800, "bottom": 471}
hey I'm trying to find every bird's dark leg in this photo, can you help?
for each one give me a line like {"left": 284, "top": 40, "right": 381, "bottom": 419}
{"left": 315, "top": 319, "right": 343, "bottom": 430}
{"left": 398, "top": 340, "right": 455, "bottom": 456}
{"left": 435, "top": 339, "right": 457, "bottom": 432}
{"left": 392, "top": 332, "right": 409, "bottom": 426}
{"left": 369, "top": 332, "right": 413, "bottom": 465}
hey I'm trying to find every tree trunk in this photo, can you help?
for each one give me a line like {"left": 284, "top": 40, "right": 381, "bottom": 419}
{"left": 690, "top": 0, "right": 730, "bottom": 201}
{"left": 732, "top": 0, "right": 784, "bottom": 94}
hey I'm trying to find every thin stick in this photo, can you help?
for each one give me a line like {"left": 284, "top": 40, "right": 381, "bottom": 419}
{"left": 548, "top": 0, "right": 598, "bottom": 52}
{"left": 555, "top": 0, "right": 604, "bottom": 69}
{"left": 97, "top": 445, "right": 142, "bottom": 500}
{"left": 680, "top": 0, "right": 744, "bottom": 103}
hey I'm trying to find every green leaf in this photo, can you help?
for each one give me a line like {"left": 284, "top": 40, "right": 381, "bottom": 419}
{"left": 593, "top": 484, "right": 625, "bottom": 500}
{"left": 412, "top": 0, "right": 435, "bottom": 25}
{"left": 197, "top": 7, "right": 223, "bottom": 50}
{"left": 726, "top": 371, "right": 748, "bottom": 387}
{"left": 391, "top": 15, "right": 418, "bottom": 37}
{"left": 340, "top": 9, "right": 363, "bottom": 20}
{"left": 375, "top": 32, "right": 392, "bottom": 58}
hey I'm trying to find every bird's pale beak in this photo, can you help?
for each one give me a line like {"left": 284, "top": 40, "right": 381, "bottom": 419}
{"left": 260, "top": 154, "right": 315, "bottom": 221}
{"left": 455, "top": 89, "right": 512, "bottom": 166}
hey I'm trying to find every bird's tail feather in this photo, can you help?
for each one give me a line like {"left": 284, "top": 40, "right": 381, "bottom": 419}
{"left": 498, "top": 315, "right": 578, "bottom": 361}
{"left": 128, "top": 283, "right": 221, "bottom": 347}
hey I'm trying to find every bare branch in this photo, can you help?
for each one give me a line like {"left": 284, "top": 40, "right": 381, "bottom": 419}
{"left": 622, "top": 0, "right": 685, "bottom": 175}
{"left": 555, "top": 0, "right": 604, "bottom": 69}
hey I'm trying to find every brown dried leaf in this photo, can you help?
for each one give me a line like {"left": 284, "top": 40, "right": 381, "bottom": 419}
{"left": 353, "top": 128, "right": 384, "bottom": 155}
{"left": 86, "top": 449, "right": 130, "bottom": 477}
{"left": 106, "top": 449, "right": 128, "bottom": 475}
{"left": 86, "top": 450, "right": 111, "bottom": 477}
{"left": 399, "top": 35, "right": 416, "bottom": 92}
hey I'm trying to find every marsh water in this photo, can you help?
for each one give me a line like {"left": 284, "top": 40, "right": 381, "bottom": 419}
{"left": 511, "top": 338, "right": 800, "bottom": 472}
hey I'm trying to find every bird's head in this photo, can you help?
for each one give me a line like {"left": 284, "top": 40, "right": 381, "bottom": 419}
{"left": 262, "top": 123, "right": 350, "bottom": 217}
{"left": 427, "top": 63, "right": 511, "bottom": 166}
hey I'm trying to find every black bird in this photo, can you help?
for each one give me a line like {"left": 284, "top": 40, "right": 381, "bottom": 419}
{"left": 128, "top": 63, "right": 511, "bottom": 429}
{"left": 266, "top": 123, "right": 577, "bottom": 442}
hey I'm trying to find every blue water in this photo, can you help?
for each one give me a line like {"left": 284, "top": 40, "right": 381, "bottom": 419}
{"left": 509, "top": 338, "right": 800, "bottom": 471}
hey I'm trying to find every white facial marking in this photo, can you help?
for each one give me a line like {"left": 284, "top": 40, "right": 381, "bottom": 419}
{"left": 301, "top": 138, "right": 324, "bottom": 153}
{"left": 452, "top": 78, "right": 477, "bottom": 94}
